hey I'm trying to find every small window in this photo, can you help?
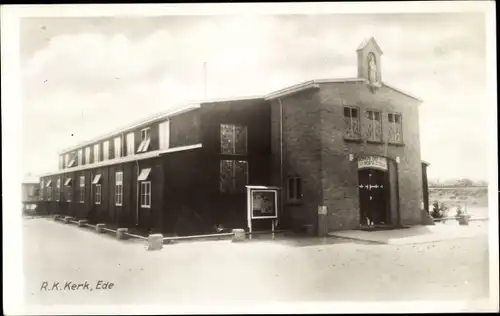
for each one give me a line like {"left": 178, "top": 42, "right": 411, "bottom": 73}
{"left": 77, "top": 149, "right": 83, "bottom": 166}
{"left": 95, "top": 184, "right": 101, "bottom": 205}
{"left": 220, "top": 159, "right": 248, "bottom": 193}
{"left": 137, "top": 168, "right": 151, "bottom": 181}
{"left": 140, "top": 181, "right": 151, "bottom": 208}
{"left": 85, "top": 147, "right": 91, "bottom": 164}
{"left": 159, "top": 120, "right": 170, "bottom": 150}
{"left": 343, "top": 106, "right": 361, "bottom": 139}
{"left": 56, "top": 178, "right": 61, "bottom": 202}
{"left": 103, "top": 141, "right": 109, "bottom": 160}
{"left": 67, "top": 153, "right": 76, "bottom": 168}
{"left": 287, "top": 176, "right": 302, "bottom": 202}
{"left": 137, "top": 128, "right": 151, "bottom": 153}
{"left": 92, "top": 174, "right": 101, "bottom": 184}
{"left": 388, "top": 112, "right": 403, "bottom": 143}
{"left": 59, "top": 156, "right": 64, "bottom": 169}
{"left": 366, "top": 110, "right": 382, "bottom": 142}
{"left": 40, "top": 180, "right": 44, "bottom": 200}
{"left": 114, "top": 136, "right": 122, "bottom": 159}
{"left": 79, "top": 175, "right": 85, "bottom": 203}
{"left": 115, "top": 171, "right": 123, "bottom": 206}
{"left": 66, "top": 185, "right": 72, "bottom": 202}
{"left": 220, "top": 124, "right": 248, "bottom": 155}
{"left": 126, "top": 132, "right": 135, "bottom": 156}
{"left": 94, "top": 144, "right": 100, "bottom": 163}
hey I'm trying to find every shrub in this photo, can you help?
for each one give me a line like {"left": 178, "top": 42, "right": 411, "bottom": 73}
{"left": 431, "top": 201, "right": 448, "bottom": 219}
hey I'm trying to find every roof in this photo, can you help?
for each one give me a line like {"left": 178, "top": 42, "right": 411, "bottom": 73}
{"left": 264, "top": 78, "right": 364, "bottom": 100}
{"left": 42, "top": 143, "right": 203, "bottom": 177}
{"left": 59, "top": 102, "right": 201, "bottom": 155}
{"left": 356, "top": 37, "right": 384, "bottom": 54}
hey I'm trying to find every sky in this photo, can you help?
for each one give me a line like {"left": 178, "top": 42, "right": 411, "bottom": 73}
{"left": 20, "top": 12, "right": 490, "bottom": 181}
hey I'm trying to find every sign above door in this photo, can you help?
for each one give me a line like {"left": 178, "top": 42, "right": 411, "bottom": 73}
{"left": 357, "top": 156, "right": 388, "bottom": 171}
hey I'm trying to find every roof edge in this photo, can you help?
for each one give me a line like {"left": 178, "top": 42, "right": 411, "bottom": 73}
{"left": 382, "top": 83, "right": 423, "bottom": 103}
{"left": 44, "top": 143, "right": 203, "bottom": 177}
{"left": 58, "top": 103, "right": 201, "bottom": 155}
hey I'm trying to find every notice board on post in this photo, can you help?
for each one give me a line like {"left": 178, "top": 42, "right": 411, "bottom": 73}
{"left": 246, "top": 186, "right": 280, "bottom": 239}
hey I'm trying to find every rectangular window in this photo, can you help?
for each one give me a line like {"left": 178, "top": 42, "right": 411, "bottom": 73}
{"left": 159, "top": 120, "right": 170, "bottom": 150}
{"left": 126, "top": 132, "right": 135, "bottom": 156}
{"left": 114, "top": 136, "right": 122, "bottom": 159}
{"left": 56, "top": 178, "right": 61, "bottom": 202}
{"left": 388, "top": 113, "right": 403, "bottom": 143}
{"left": 85, "top": 147, "right": 91, "bottom": 164}
{"left": 67, "top": 152, "right": 76, "bottom": 168}
{"left": 140, "top": 181, "right": 151, "bottom": 208}
{"left": 95, "top": 184, "right": 101, "bottom": 205}
{"left": 137, "top": 128, "right": 151, "bottom": 153}
{"left": 344, "top": 107, "right": 361, "bottom": 139}
{"left": 79, "top": 175, "right": 85, "bottom": 203}
{"left": 64, "top": 178, "right": 72, "bottom": 202}
{"left": 115, "top": 171, "right": 123, "bottom": 206}
{"left": 47, "top": 186, "right": 52, "bottom": 201}
{"left": 59, "top": 156, "right": 64, "bottom": 169}
{"left": 220, "top": 124, "right": 248, "bottom": 155}
{"left": 287, "top": 177, "right": 302, "bottom": 202}
{"left": 103, "top": 141, "right": 109, "bottom": 160}
{"left": 220, "top": 159, "right": 248, "bottom": 193}
{"left": 366, "top": 110, "right": 382, "bottom": 142}
{"left": 94, "top": 144, "right": 100, "bottom": 162}
{"left": 66, "top": 186, "right": 72, "bottom": 202}
{"left": 40, "top": 180, "right": 44, "bottom": 200}
{"left": 77, "top": 149, "right": 83, "bottom": 166}
{"left": 65, "top": 154, "right": 70, "bottom": 168}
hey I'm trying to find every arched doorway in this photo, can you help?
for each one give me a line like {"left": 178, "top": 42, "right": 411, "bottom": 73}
{"left": 357, "top": 156, "right": 391, "bottom": 226}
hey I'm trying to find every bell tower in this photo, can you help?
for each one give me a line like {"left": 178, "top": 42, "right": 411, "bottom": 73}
{"left": 356, "top": 37, "right": 383, "bottom": 85}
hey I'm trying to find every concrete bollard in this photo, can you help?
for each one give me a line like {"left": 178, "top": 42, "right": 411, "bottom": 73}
{"left": 64, "top": 216, "right": 72, "bottom": 224}
{"left": 78, "top": 220, "right": 88, "bottom": 227}
{"left": 458, "top": 215, "right": 471, "bottom": 226}
{"left": 147, "top": 234, "right": 163, "bottom": 251}
{"left": 96, "top": 223, "right": 105, "bottom": 233}
{"left": 232, "top": 229, "right": 246, "bottom": 242}
{"left": 116, "top": 228, "right": 128, "bottom": 240}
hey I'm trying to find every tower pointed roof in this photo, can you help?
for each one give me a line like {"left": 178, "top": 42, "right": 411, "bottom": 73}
{"left": 356, "top": 37, "right": 383, "bottom": 54}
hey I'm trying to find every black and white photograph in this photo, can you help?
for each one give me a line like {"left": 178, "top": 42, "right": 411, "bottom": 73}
{"left": 2, "top": 2, "right": 498, "bottom": 315}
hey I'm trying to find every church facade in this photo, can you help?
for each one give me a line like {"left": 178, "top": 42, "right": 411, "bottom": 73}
{"left": 37, "top": 38, "right": 429, "bottom": 235}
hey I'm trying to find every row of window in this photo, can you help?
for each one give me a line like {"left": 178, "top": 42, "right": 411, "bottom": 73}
{"left": 344, "top": 107, "right": 403, "bottom": 143}
{"left": 39, "top": 170, "right": 152, "bottom": 208}
{"left": 60, "top": 121, "right": 171, "bottom": 169}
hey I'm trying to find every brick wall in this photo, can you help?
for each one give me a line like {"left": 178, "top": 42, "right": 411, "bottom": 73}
{"left": 273, "top": 81, "right": 424, "bottom": 232}
{"left": 319, "top": 81, "right": 424, "bottom": 229}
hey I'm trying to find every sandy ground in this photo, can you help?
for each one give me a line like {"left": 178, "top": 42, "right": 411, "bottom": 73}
{"left": 23, "top": 217, "right": 490, "bottom": 308}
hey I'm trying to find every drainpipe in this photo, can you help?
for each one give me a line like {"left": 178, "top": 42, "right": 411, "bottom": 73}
{"left": 278, "top": 98, "right": 284, "bottom": 224}
{"left": 395, "top": 161, "right": 402, "bottom": 227}
{"left": 135, "top": 159, "right": 140, "bottom": 226}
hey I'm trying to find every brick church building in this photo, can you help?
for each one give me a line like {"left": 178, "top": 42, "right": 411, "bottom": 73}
{"left": 38, "top": 37, "right": 429, "bottom": 236}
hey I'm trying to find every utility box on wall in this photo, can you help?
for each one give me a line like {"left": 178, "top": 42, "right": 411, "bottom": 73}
{"left": 317, "top": 205, "right": 328, "bottom": 237}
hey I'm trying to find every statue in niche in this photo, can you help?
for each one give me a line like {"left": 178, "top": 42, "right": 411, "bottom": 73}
{"left": 368, "top": 53, "right": 377, "bottom": 83}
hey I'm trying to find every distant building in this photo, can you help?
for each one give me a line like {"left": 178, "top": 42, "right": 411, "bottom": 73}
{"left": 38, "top": 38, "right": 429, "bottom": 235}
{"left": 22, "top": 174, "right": 40, "bottom": 211}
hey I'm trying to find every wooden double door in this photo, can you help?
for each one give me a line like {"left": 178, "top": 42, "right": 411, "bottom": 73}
{"left": 358, "top": 168, "right": 390, "bottom": 225}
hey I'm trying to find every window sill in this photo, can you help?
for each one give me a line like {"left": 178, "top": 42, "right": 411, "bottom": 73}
{"left": 388, "top": 142, "right": 405, "bottom": 147}
{"left": 343, "top": 137, "right": 363, "bottom": 143}
{"left": 141, "top": 205, "right": 151, "bottom": 209}
{"left": 366, "top": 140, "right": 384, "bottom": 145}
